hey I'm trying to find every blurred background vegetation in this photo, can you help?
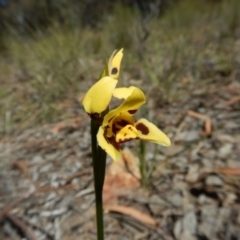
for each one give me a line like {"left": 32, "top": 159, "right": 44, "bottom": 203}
{"left": 0, "top": 0, "right": 239, "bottom": 136}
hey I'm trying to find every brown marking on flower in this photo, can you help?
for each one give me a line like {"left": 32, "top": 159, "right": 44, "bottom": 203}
{"left": 108, "top": 136, "right": 121, "bottom": 151}
{"left": 128, "top": 126, "right": 133, "bottom": 131}
{"left": 128, "top": 109, "right": 137, "bottom": 114}
{"left": 108, "top": 116, "right": 114, "bottom": 123}
{"left": 136, "top": 123, "right": 149, "bottom": 135}
{"left": 118, "top": 137, "right": 136, "bottom": 143}
{"left": 111, "top": 67, "right": 118, "bottom": 75}
{"left": 117, "top": 119, "right": 129, "bottom": 127}
{"left": 112, "top": 124, "right": 120, "bottom": 134}
{"left": 124, "top": 133, "right": 127, "bottom": 137}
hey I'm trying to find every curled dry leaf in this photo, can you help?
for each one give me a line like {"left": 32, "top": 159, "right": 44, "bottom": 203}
{"left": 122, "top": 148, "right": 141, "bottom": 180}
{"left": 187, "top": 110, "right": 212, "bottom": 135}
{"left": 104, "top": 205, "right": 158, "bottom": 227}
{"left": 103, "top": 149, "right": 141, "bottom": 205}
{"left": 103, "top": 172, "right": 140, "bottom": 205}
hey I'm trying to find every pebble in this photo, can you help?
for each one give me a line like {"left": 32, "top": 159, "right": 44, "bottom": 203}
{"left": 166, "top": 192, "right": 183, "bottom": 207}
{"left": 175, "top": 131, "right": 200, "bottom": 142}
{"left": 32, "top": 155, "right": 44, "bottom": 164}
{"left": 205, "top": 175, "right": 223, "bottom": 186}
{"left": 218, "top": 143, "right": 233, "bottom": 158}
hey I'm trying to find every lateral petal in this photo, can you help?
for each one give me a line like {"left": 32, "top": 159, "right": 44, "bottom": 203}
{"left": 97, "top": 127, "right": 121, "bottom": 161}
{"left": 113, "top": 86, "right": 136, "bottom": 99}
{"left": 103, "top": 87, "right": 146, "bottom": 127}
{"left": 135, "top": 118, "right": 171, "bottom": 147}
{"left": 82, "top": 76, "right": 118, "bottom": 114}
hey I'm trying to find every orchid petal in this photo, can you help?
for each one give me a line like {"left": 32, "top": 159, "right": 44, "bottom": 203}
{"left": 113, "top": 86, "right": 136, "bottom": 99}
{"left": 103, "top": 87, "right": 146, "bottom": 127}
{"left": 97, "top": 127, "right": 121, "bottom": 161}
{"left": 82, "top": 76, "right": 117, "bottom": 114}
{"left": 135, "top": 118, "right": 171, "bottom": 147}
{"left": 108, "top": 49, "right": 124, "bottom": 79}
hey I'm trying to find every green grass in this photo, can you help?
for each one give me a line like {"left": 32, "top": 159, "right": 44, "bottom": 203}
{"left": 0, "top": 0, "right": 240, "bottom": 136}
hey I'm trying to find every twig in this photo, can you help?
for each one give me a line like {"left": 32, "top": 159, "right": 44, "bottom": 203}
{"left": 64, "top": 168, "right": 92, "bottom": 184}
{"left": 0, "top": 191, "right": 34, "bottom": 221}
{"left": 6, "top": 213, "right": 37, "bottom": 240}
{"left": 187, "top": 110, "right": 212, "bottom": 135}
{"left": 224, "top": 96, "right": 240, "bottom": 105}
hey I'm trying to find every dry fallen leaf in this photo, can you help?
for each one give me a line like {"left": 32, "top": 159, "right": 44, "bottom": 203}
{"left": 214, "top": 167, "right": 240, "bottom": 176}
{"left": 122, "top": 148, "right": 141, "bottom": 180}
{"left": 103, "top": 172, "right": 140, "bottom": 205}
{"left": 104, "top": 205, "right": 158, "bottom": 227}
{"left": 227, "top": 84, "right": 240, "bottom": 94}
{"left": 224, "top": 96, "right": 240, "bottom": 105}
{"left": 187, "top": 110, "right": 212, "bottom": 135}
{"left": 12, "top": 160, "right": 29, "bottom": 176}
{"left": 6, "top": 214, "right": 37, "bottom": 240}
{"left": 103, "top": 149, "right": 141, "bottom": 205}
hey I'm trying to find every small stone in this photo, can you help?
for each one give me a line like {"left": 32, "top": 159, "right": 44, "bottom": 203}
{"left": 32, "top": 155, "right": 44, "bottom": 164}
{"left": 39, "top": 163, "right": 54, "bottom": 173}
{"left": 174, "top": 211, "right": 198, "bottom": 240}
{"left": 202, "top": 149, "right": 217, "bottom": 159}
{"left": 175, "top": 131, "right": 200, "bottom": 142}
{"left": 166, "top": 192, "right": 183, "bottom": 207}
{"left": 205, "top": 175, "right": 223, "bottom": 186}
{"left": 183, "top": 211, "right": 197, "bottom": 235}
{"left": 198, "top": 205, "right": 218, "bottom": 238}
{"left": 216, "top": 134, "right": 235, "bottom": 143}
{"left": 225, "top": 121, "right": 240, "bottom": 129}
{"left": 45, "top": 152, "right": 60, "bottom": 161}
{"left": 218, "top": 143, "right": 233, "bottom": 158}
{"left": 198, "top": 194, "right": 215, "bottom": 204}
{"left": 224, "top": 193, "right": 237, "bottom": 205}
{"left": 185, "top": 164, "right": 200, "bottom": 183}
{"left": 164, "top": 144, "right": 185, "bottom": 157}
{"left": 227, "top": 159, "right": 240, "bottom": 168}
{"left": 149, "top": 195, "right": 169, "bottom": 214}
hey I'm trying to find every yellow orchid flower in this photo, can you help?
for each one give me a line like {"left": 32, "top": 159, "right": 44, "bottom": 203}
{"left": 82, "top": 49, "right": 124, "bottom": 116}
{"left": 97, "top": 87, "right": 171, "bottom": 161}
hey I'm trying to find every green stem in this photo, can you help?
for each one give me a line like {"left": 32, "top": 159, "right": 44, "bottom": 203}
{"left": 91, "top": 120, "right": 106, "bottom": 240}
{"left": 139, "top": 140, "right": 147, "bottom": 188}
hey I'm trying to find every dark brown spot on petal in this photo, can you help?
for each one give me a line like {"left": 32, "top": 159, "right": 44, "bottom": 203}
{"left": 104, "top": 131, "right": 120, "bottom": 151}
{"left": 111, "top": 67, "right": 118, "bottom": 75}
{"left": 124, "top": 133, "right": 127, "bottom": 137}
{"left": 117, "top": 119, "right": 129, "bottom": 127}
{"left": 128, "top": 109, "right": 137, "bottom": 114}
{"left": 136, "top": 123, "right": 149, "bottom": 135}
{"left": 118, "top": 137, "right": 136, "bottom": 143}
{"left": 108, "top": 136, "right": 121, "bottom": 151}
{"left": 112, "top": 124, "right": 120, "bottom": 134}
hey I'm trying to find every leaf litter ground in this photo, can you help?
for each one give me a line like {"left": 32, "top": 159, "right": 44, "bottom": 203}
{"left": 0, "top": 79, "right": 240, "bottom": 240}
